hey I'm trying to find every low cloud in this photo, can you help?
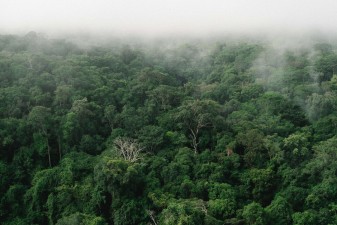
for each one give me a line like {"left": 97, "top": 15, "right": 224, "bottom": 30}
{"left": 1, "top": 0, "right": 337, "bottom": 37}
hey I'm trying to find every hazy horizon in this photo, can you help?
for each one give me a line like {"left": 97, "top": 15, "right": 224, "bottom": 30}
{"left": 1, "top": 0, "right": 337, "bottom": 38}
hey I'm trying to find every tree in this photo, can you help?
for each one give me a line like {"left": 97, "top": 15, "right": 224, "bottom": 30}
{"left": 235, "top": 129, "right": 268, "bottom": 167}
{"left": 292, "top": 210, "right": 319, "bottom": 225}
{"left": 54, "top": 85, "right": 73, "bottom": 108}
{"left": 242, "top": 168, "right": 275, "bottom": 204}
{"left": 283, "top": 131, "right": 310, "bottom": 165}
{"left": 158, "top": 199, "right": 207, "bottom": 225}
{"left": 242, "top": 202, "right": 266, "bottom": 225}
{"left": 137, "top": 125, "right": 165, "bottom": 152}
{"left": 265, "top": 196, "right": 292, "bottom": 225}
{"left": 113, "top": 137, "right": 144, "bottom": 163}
{"left": 4, "top": 34, "right": 337, "bottom": 225}
{"left": 104, "top": 105, "right": 117, "bottom": 131}
{"left": 315, "top": 53, "right": 337, "bottom": 83}
{"left": 147, "top": 85, "right": 182, "bottom": 111}
{"left": 207, "top": 183, "right": 237, "bottom": 220}
{"left": 62, "top": 98, "right": 99, "bottom": 149}
{"left": 304, "top": 136, "right": 337, "bottom": 180}
{"left": 28, "top": 106, "right": 53, "bottom": 167}
{"left": 93, "top": 158, "right": 144, "bottom": 209}
{"left": 175, "top": 100, "right": 222, "bottom": 153}
{"left": 306, "top": 92, "right": 337, "bottom": 121}
{"left": 56, "top": 213, "right": 106, "bottom": 225}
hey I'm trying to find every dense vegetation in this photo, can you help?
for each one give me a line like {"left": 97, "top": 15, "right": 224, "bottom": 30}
{"left": 1, "top": 32, "right": 337, "bottom": 225}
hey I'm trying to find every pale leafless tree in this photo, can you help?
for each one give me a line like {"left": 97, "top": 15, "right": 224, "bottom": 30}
{"left": 195, "top": 200, "right": 208, "bottom": 215}
{"left": 146, "top": 210, "right": 158, "bottom": 225}
{"left": 188, "top": 114, "right": 210, "bottom": 154}
{"left": 114, "top": 137, "right": 144, "bottom": 162}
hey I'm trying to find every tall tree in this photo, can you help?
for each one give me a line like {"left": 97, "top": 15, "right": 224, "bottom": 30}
{"left": 28, "top": 106, "right": 52, "bottom": 167}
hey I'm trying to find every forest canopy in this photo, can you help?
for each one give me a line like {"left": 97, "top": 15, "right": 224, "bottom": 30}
{"left": 1, "top": 32, "right": 337, "bottom": 225}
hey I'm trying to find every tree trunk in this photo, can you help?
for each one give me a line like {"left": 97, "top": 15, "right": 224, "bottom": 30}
{"left": 58, "top": 135, "right": 62, "bottom": 161}
{"left": 47, "top": 138, "right": 52, "bottom": 167}
{"left": 189, "top": 128, "right": 199, "bottom": 154}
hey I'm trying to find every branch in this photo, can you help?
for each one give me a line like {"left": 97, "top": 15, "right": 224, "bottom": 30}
{"left": 146, "top": 210, "right": 158, "bottom": 225}
{"left": 114, "top": 137, "right": 143, "bottom": 162}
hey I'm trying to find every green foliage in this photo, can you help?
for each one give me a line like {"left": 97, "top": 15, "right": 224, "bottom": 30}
{"left": 56, "top": 212, "right": 106, "bottom": 225}
{"left": 158, "top": 199, "right": 206, "bottom": 225}
{"left": 208, "top": 199, "right": 236, "bottom": 220}
{"left": 236, "top": 129, "right": 268, "bottom": 167}
{"left": 2, "top": 33, "right": 337, "bottom": 225}
{"left": 137, "top": 125, "right": 165, "bottom": 151}
{"left": 242, "top": 202, "right": 266, "bottom": 225}
{"left": 112, "top": 199, "right": 147, "bottom": 225}
{"left": 283, "top": 131, "right": 311, "bottom": 165}
{"left": 241, "top": 168, "right": 276, "bottom": 204}
{"left": 292, "top": 210, "right": 319, "bottom": 225}
{"left": 94, "top": 159, "right": 143, "bottom": 198}
{"left": 265, "top": 196, "right": 292, "bottom": 225}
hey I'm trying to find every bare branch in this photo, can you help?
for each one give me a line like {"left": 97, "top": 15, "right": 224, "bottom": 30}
{"left": 114, "top": 137, "right": 144, "bottom": 162}
{"left": 189, "top": 128, "right": 199, "bottom": 154}
{"left": 146, "top": 210, "right": 158, "bottom": 225}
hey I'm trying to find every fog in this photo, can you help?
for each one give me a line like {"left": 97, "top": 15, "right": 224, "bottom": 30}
{"left": 1, "top": 0, "right": 337, "bottom": 37}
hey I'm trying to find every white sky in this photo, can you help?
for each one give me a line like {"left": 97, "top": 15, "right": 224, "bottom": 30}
{"left": 1, "top": 0, "right": 337, "bottom": 36}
